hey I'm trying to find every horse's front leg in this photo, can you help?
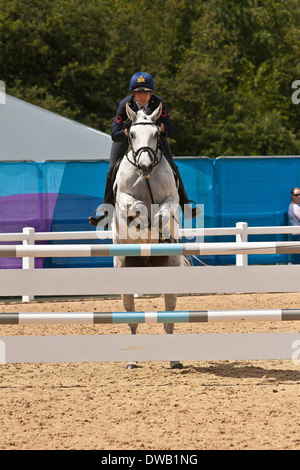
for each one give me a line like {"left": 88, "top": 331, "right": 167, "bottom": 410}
{"left": 117, "top": 196, "right": 149, "bottom": 240}
{"left": 153, "top": 200, "right": 179, "bottom": 242}
{"left": 122, "top": 293, "right": 139, "bottom": 369}
{"left": 164, "top": 293, "right": 183, "bottom": 370}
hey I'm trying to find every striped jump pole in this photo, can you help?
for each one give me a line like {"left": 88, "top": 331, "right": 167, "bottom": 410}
{"left": 1, "top": 241, "right": 300, "bottom": 257}
{"left": 1, "top": 309, "right": 300, "bottom": 325}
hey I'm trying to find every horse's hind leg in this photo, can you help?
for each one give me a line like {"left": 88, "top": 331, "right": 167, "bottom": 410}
{"left": 123, "top": 293, "right": 138, "bottom": 335}
{"left": 122, "top": 293, "right": 139, "bottom": 369}
{"left": 164, "top": 293, "right": 183, "bottom": 370}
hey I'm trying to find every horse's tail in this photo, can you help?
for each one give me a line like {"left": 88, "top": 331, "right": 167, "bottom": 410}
{"left": 182, "top": 255, "right": 208, "bottom": 267}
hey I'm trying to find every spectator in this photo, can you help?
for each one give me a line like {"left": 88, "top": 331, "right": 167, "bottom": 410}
{"left": 288, "top": 187, "right": 300, "bottom": 263}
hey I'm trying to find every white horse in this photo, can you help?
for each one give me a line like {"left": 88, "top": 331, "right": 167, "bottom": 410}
{"left": 113, "top": 102, "right": 183, "bottom": 369}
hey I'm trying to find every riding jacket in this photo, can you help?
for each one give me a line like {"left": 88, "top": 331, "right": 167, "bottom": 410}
{"left": 111, "top": 94, "right": 174, "bottom": 143}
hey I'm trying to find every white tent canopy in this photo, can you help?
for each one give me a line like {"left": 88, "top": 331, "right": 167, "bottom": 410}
{"left": 0, "top": 95, "right": 112, "bottom": 161}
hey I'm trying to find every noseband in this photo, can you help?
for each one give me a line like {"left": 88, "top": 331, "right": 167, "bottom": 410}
{"left": 126, "top": 121, "right": 162, "bottom": 169}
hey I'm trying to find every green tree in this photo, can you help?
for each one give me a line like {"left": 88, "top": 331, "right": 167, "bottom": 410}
{"left": 171, "top": 0, "right": 300, "bottom": 156}
{"left": 0, "top": 0, "right": 299, "bottom": 156}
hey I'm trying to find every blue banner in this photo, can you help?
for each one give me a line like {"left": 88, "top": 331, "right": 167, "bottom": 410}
{"left": 0, "top": 157, "right": 299, "bottom": 267}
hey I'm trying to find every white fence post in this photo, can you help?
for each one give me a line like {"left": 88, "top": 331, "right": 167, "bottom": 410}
{"left": 22, "top": 227, "right": 35, "bottom": 302}
{"left": 236, "top": 222, "right": 248, "bottom": 266}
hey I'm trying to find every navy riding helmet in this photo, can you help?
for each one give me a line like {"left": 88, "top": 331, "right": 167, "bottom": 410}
{"left": 129, "top": 71, "right": 155, "bottom": 92}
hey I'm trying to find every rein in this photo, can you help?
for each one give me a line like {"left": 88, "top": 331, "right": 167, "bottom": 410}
{"left": 146, "top": 178, "right": 155, "bottom": 205}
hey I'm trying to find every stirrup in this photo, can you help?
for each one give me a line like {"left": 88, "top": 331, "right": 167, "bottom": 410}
{"left": 88, "top": 210, "right": 109, "bottom": 228}
{"left": 183, "top": 200, "right": 201, "bottom": 220}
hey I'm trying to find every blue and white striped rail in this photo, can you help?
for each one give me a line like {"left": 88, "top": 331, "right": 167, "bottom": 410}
{"left": 1, "top": 309, "right": 300, "bottom": 324}
{"left": 1, "top": 241, "right": 300, "bottom": 257}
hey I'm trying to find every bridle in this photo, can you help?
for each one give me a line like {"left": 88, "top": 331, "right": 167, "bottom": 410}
{"left": 126, "top": 121, "right": 162, "bottom": 170}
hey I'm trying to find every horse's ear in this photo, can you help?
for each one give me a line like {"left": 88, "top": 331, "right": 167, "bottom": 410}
{"left": 126, "top": 102, "right": 137, "bottom": 122}
{"left": 149, "top": 102, "right": 162, "bottom": 122}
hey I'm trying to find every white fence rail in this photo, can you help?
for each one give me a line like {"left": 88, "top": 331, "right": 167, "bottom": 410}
{"left": 0, "top": 223, "right": 299, "bottom": 302}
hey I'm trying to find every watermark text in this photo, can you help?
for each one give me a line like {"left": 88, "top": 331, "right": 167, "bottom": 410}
{"left": 0, "top": 80, "right": 6, "bottom": 104}
{"left": 94, "top": 203, "right": 204, "bottom": 242}
{"left": 291, "top": 80, "right": 300, "bottom": 104}
{"left": 0, "top": 340, "right": 6, "bottom": 364}
{"left": 291, "top": 339, "right": 300, "bottom": 365}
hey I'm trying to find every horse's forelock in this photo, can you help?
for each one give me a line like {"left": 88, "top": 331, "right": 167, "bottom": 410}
{"left": 136, "top": 108, "right": 150, "bottom": 121}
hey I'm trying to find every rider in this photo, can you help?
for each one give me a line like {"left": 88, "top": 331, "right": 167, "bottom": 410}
{"left": 89, "top": 71, "right": 199, "bottom": 226}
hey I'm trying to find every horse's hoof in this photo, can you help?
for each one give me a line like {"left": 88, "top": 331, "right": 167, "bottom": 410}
{"left": 126, "top": 363, "right": 139, "bottom": 370}
{"left": 170, "top": 362, "right": 183, "bottom": 370}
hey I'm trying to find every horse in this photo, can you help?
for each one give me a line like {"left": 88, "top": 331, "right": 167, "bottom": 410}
{"left": 113, "top": 102, "right": 183, "bottom": 369}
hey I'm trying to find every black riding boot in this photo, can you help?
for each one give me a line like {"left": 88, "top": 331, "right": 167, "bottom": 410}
{"left": 88, "top": 175, "right": 115, "bottom": 227}
{"left": 160, "top": 137, "right": 200, "bottom": 219}
{"left": 88, "top": 141, "right": 127, "bottom": 227}
{"left": 174, "top": 165, "right": 201, "bottom": 219}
